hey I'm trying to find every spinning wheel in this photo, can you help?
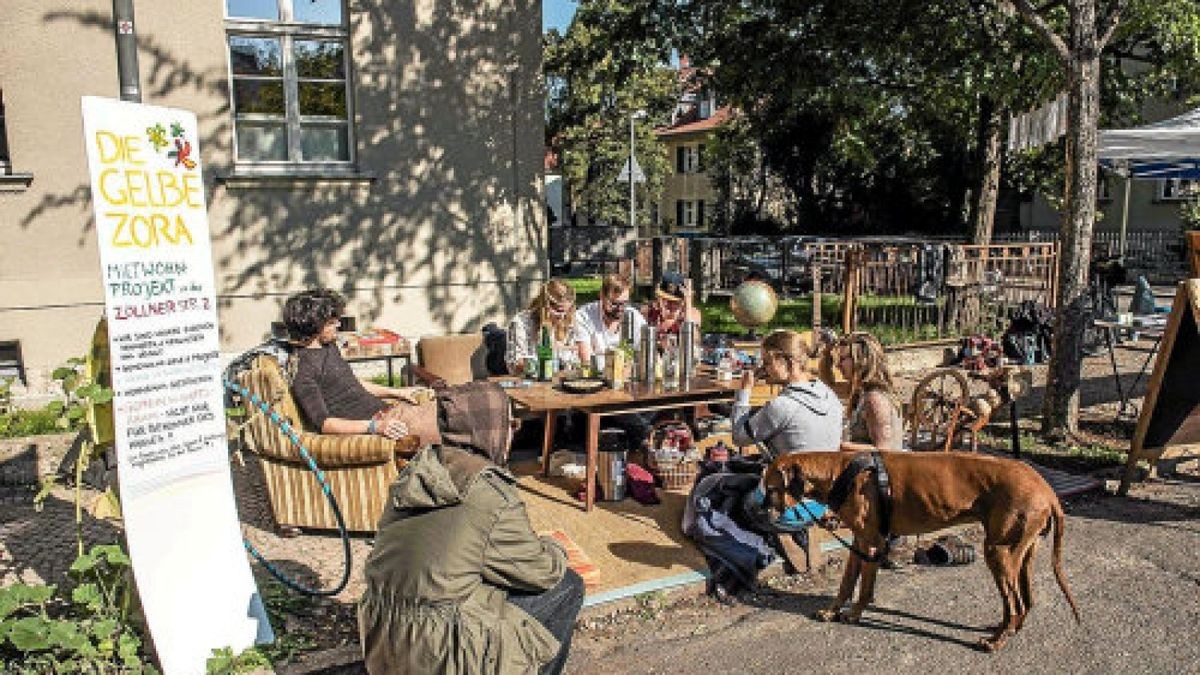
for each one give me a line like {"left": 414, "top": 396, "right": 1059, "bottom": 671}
{"left": 909, "top": 368, "right": 973, "bottom": 451}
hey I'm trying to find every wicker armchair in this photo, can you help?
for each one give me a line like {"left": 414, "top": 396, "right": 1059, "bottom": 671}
{"left": 236, "top": 355, "right": 420, "bottom": 532}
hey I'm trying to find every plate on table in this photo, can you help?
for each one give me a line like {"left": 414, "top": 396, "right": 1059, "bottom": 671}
{"left": 560, "top": 377, "right": 607, "bottom": 394}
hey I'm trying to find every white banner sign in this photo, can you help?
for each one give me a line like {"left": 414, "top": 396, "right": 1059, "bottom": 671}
{"left": 82, "top": 96, "right": 271, "bottom": 674}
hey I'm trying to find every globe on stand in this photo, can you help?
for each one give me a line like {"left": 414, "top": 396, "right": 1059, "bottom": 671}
{"left": 729, "top": 279, "right": 778, "bottom": 340}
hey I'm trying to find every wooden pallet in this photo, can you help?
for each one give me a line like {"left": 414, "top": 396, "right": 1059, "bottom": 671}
{"left": 540, "top": 529, "right": 600, "bottom": 588}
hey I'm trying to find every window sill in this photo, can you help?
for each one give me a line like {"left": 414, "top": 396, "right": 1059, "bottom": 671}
{"left": 0, "top": 172, "right": 34, "bottom": 190}
{"left": 215, "top": 169, "right": 376, "bottom": 189}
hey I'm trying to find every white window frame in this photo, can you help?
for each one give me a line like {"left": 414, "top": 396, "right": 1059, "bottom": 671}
{"left": 683, "top": 146, "right": 701, "bottom": 173}
{"left": 1158, "top": 178, "right": 1199, "bottom": 201}
{"left": 224, "top": 0, "right": 355, "bottom": 171}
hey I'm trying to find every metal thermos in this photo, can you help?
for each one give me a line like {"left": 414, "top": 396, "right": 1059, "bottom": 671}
{"left": 620, "top": 308, "right": 638, "bottom": 345}
{"left": 638, "top": 325, "right": 658, "bottom": 383}
{"left": 680, "top": 320, "right": 696, "bottom": 383}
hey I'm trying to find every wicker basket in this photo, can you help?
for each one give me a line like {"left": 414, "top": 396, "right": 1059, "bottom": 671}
{"left": 645, "top": 420, "right": 700, "bottom": 490}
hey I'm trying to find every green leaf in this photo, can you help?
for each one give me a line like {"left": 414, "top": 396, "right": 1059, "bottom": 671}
{"left": 66, "top": 405, "right": 86, "bottom": 421}
{"left": 51, "top": 367, "right": 75, "bottom": 381}
{"left": 7, "top": 616, "right": 52, "bottom": 652}
{"left": 46, "top": 619, "right": 91, "bottom": 653}
{"left": 45, "top": 400, "right": 65, "bottom": 415}
{"left": 90, "top": 618, "right": 119, "bottom": 641}
{"left": 69, "top": 551, "right": 98, "bottom": 575}
{"left": 118, "top": 631, "right": 142, "bottom": 667}
{"left": 94, "top": 544, "right": 131, "bottom": 567}
{"left": 71, "top": 583, "right": 104, "bottom": 613}
{"left": 91, "top": 389, "right": 114, "bottom": 404}
{"left": 75, "top": 383, "right": 100, "bottom": 400}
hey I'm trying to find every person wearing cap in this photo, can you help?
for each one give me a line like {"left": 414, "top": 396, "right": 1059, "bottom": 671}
{"left": 644, "top": 271, "right": 702, "bottom": 350}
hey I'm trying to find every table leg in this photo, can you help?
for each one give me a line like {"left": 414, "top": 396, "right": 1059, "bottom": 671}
{"left": 1104, "top": 326, "right": 1129, "bottom": 420}
{"left": 1009, "top": 400, "right": 1021, "bottom": 460}
{"left": 540, "top": 411, "right": 556, "bottom": 477}
{"left": 585, "top": 413, "right": 600, "bottom": 512}
{"left": 386, "top": 358, "right": 395, "bottom": 387}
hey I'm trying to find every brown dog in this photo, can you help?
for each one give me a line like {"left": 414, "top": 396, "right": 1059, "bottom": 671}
{"left": 763, "top": 451, "right": 1080, "bottom": 652}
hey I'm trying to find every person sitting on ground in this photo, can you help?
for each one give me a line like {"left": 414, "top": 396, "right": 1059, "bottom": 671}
{"left": 834, "top": 332, "right": 905, "bottom": 452}
{"left": 643, "top": 271, "right": 702, "bottom": 350}
{"left": 359, "top": 444, "right": 584, "bottom": 675}
{"left": 574, "top": 272, "right": 645, "bottom": 363}
{"left": 731, "top": 329, "right": 844, "bottom": 457}
{"left": 284, "top": 288, "right": 438, "bottom": 443}
{"left": 506, "top": 279, "right": 581, "bottom": 375}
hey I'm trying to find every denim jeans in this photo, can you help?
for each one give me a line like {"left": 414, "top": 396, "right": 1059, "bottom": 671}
{"left": 507, "top": 570, "right": 585, "bottom": 675}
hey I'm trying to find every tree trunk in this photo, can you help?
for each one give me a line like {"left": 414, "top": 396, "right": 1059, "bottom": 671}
{"left": 1042, "top": 5, "right": 1102, "bottom": 438}
{"left": 972, "top": 96, "right": 1005, "bottom": 245}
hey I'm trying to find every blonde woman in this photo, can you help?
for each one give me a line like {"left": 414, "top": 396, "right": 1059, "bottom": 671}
{"left": 731, "top": 329, "right": 844, "bottom": 458}
{"left": 505, "top": 279, "right": 581, "bottom": 375}
{"left": 835, "top": 332, "right": 905, "bottom": 451}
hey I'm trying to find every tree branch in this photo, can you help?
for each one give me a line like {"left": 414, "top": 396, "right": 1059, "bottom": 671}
{"left": 1000, "top": 0, "right": 1070, "bottom": 62}
{"left": 1098, "top": 0, "right": 1130, "bottom": 49}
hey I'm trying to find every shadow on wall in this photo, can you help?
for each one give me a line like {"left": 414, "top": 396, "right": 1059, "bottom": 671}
{"left": 25, "top": 2, "right": 545, "bottom": 335}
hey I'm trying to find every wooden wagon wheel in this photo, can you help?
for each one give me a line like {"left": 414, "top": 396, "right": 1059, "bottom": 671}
{"left": 909, "top": 368, "right": 973, "bottom": 451}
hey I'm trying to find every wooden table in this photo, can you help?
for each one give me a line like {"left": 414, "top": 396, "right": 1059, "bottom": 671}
{"left": 501, "top": 376, "right": 737, "bottom": 511}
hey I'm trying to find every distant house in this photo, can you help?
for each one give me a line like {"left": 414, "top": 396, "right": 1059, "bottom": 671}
{"left": 652, "top": 57, "right": 730, "bottom": 237}
{"left": 0, "top": 0, "right": 545, "bottom": 393}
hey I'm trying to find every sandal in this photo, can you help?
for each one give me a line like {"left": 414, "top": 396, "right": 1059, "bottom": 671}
{"left": 917, "top": 534, "right": 976, "bottom": 566}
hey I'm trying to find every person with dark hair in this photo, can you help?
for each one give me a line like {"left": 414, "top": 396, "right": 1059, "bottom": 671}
{"left": 644, "top": 271, "right": 702, "bottom": 349}
{"left": 282, "top": 288, "right": 437, "bottom": 442}
{"left": 359, "top": 445, "right": 584, "bottom": 674}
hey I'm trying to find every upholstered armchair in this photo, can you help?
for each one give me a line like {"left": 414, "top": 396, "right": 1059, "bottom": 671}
{"left": 235, "top": 355, "right": 420, "bottom": 533}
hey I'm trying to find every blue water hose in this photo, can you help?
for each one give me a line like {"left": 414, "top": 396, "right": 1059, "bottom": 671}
{"left": 225, "top": 379, "right": 352, "bottom": 597}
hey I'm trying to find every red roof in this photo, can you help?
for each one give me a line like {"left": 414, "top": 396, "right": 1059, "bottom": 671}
{"left": 655, "top": 106, "right": 733, "bottom": 138}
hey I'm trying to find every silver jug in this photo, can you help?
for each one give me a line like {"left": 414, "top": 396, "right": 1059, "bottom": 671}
{"left": 638, "top": 325, "right": 658, "bottom": 383}
{"left": 680, "top": 320, "right": 697, "bottom": 383}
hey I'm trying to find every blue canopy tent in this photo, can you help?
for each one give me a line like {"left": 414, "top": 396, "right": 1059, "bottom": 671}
{"left": 1099, "top": 107, "right": 1200, "bottom": 255}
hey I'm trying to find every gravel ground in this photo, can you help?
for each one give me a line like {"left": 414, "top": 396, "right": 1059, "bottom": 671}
{"left": 0, "top": 338, "right": 1184, "bottom": 673}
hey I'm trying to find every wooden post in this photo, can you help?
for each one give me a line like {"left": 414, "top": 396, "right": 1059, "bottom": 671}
{"left": 841, "top": 247, "right": 862, "bottom": 334}
{"left": 811, "top": 264, "right": 822, "bottom": 330}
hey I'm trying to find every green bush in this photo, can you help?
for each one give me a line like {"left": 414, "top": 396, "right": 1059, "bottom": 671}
{"left": 0, "top": 406, "right": 72, "bottom": 439}
{"left": 0, "top": 545, "right": 158, "bottom": 673}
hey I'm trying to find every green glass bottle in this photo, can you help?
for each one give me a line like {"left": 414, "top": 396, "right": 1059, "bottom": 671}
{"left": 537, "top": 325, "right": 555, "bottom": 381}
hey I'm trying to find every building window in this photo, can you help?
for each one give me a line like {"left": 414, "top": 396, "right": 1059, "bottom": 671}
{"left": 1158, "top": 178, "right": 1198, "bottom": 201}
{"left": 675, "top": 199, "right": 705, "bottom": 229}
{"left": 0, "top": 341, "right": 24, "bottom": 386}
{"left": 0, "top": 88, "right": 11, "bottom": 174}
{"left": 1097, "top": 176, "right": 1110, "bottom": 202}
{"left": 675, "top": 145, "right": 704, "bottom": 174}
{"left": 225, "top": 0, "right": 352, "bottom": 166}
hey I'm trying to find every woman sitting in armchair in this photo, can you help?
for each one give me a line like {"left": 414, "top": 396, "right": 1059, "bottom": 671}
{"left": 283, "top": 289, "right": 512, "bottom": 462}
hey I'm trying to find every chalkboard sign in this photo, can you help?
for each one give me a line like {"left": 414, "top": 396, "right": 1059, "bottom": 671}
{"left": 1120, "top": 279, "right": 1200, "bottom": 493}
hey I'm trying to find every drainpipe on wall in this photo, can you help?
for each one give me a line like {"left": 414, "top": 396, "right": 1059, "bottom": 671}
{"left": 112, "top": 0, "right": 142, "bottom": 103}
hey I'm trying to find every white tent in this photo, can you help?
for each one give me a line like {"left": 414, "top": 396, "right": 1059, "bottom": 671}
{"left": 1098, "top": 107, "right": 1200, "bottom": 255}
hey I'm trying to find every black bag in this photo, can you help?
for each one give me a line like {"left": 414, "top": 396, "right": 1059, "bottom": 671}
{"left": 1001, "top": 301, "right": 1054, "bottom": 364}
{"left": 481, "top": 322, "right": 508, "bottom": 376}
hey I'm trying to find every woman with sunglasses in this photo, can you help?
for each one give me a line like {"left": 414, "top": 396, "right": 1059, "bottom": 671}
{"left": 730, "top": 329, "right": 844, "bottom": 458}
{"left": 505, "top": 279, "right": 581, "bottom": 376}
{"left": 834, "top": 332, "right": 905, "bottom": 451}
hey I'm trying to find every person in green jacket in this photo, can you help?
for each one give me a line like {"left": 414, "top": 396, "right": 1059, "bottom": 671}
{"left": 358, "top": 445, "right": 584, "bottom": 674}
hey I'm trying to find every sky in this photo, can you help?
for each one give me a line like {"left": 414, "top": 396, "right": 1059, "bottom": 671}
{"left": 543, "top": 0, "right": 577, "bottom": 33}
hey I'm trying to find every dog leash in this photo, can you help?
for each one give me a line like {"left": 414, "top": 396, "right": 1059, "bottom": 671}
{"left": 791, "top": 451, "right": 893, "bottom": 564}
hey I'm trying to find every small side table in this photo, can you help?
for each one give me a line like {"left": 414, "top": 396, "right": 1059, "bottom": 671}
{"left": 345, "top": 350, "right": 414, "bottom": 387}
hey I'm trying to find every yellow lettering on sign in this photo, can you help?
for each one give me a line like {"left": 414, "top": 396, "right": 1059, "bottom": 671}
{"left": 107, "top": 212, "right": 195, "bottom": 248}
{"left": 94, "top": 131, "right": 145, "bottom": 165}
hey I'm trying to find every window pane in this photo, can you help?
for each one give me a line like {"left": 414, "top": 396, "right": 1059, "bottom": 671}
{"left": 295, "top": 40, "right": 345, "bottom": 79}
{"left": 229, "top": 37, "right": 282, "bottom": 76}
{"left": 232, "top": 79, "right": 286, "bottom": 114}
{"left": 226, "top": 0, "right": 278, "bottom": 20}
{"left": 298, "top": 82, "right": 347, "bottom": 117}
{"left": 294, "top": 0, "right": 343, "bottom": 25}
{"left": 300, "top": 124, "right": 348, "bottom": 161}
{"left": 236, "top": 122, "right": 288, "bottom": 161}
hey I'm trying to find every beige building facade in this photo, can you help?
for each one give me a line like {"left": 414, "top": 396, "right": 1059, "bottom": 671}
{"left": 0, "top": 0, "right": 546, "bottom": 394}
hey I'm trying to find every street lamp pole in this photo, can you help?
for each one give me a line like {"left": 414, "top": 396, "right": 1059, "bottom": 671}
{"left": 629, "top": 110, "right": 646, "bottom": 232}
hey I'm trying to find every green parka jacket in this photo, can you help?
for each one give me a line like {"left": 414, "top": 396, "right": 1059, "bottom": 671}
{"left": 358, "top": 446, "right": 567, "bottom": 674}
